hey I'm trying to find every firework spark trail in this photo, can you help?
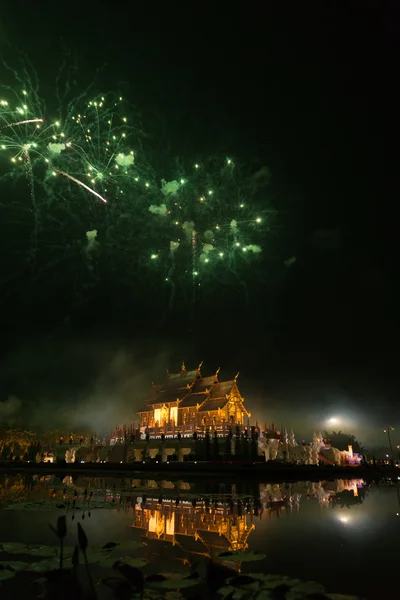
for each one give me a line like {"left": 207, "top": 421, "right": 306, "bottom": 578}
{"left": 1, "top": 60, "right": 270, "bottom": 316}
{"left": 0, "top": 118, "right": 44, "bottom": 130}
{"left": 167, "top": 263, "right": 176, "bottom": 311}
{"left": 55, "top": 170, "right": 107, "bottom": 203}
{"left": 59, "top": 95, "right": 137, "bottom": 195}
{"left": 23, "top": 149, "right": 39, "bottom": 263}
{"left": 191, "top": 228, "right": 197, "bottom": 324}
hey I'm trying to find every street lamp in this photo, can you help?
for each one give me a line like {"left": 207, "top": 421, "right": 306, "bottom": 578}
{"left": 383, "top": 426, "right": 395, "bottom": 460}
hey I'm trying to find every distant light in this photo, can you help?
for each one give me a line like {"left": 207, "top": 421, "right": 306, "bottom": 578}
{"left": 150, "top": 254, "right": 158, "bottom": 260}
{"left": 194, "top": 164, "right": 199, "bottom": 169}
{"left": 328, "top": 417, "right": 339, "bottom": 425}
{"left": 180, "top": 178, "right": 185, "bottom": 184}
{"left": 338, "top": 516, "right": 349, "bottom": 524}
{"left": 256, "top": 217, "right": 262, "bottom": 223}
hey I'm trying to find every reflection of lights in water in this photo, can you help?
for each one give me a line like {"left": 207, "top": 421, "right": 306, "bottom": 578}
{"left": 338, "top": 515, "right": 350, "bottom": 524}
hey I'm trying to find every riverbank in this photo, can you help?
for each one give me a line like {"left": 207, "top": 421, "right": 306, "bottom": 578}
{"left": 0, "top": 460, "right": 397, "bottom": 481}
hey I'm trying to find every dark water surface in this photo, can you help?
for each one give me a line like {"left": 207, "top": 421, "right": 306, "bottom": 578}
{"left": 0, "top": 472, "right": 399, "bottom": 598}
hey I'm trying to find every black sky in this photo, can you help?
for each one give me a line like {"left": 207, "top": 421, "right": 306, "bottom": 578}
{"left": 0, "top": 1, "right": 397, "bottom": 441}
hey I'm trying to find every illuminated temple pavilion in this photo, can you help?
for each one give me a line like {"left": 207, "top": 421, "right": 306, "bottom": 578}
{"left": 137, "top": 362, "right": 250, "bottom": 436}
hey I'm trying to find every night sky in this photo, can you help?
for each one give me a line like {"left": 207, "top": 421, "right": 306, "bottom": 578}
{"left": 0, "top": 2, "right": 397, "bottom": 445}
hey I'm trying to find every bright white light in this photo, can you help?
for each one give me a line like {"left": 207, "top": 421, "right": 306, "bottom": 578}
{"left": 338, "top": 515, "right": 349, "bottom": 524}
{"left": 327, "top": 417, "right": 340, "bottom": 425}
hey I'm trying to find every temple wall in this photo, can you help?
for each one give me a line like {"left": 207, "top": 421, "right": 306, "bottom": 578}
{"left": 60, "top": 436, "right": 258, "bottom": 463}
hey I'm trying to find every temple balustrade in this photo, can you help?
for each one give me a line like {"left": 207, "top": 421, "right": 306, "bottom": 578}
{"left": 110, "top": 421, "right": 249, "bottom": 444}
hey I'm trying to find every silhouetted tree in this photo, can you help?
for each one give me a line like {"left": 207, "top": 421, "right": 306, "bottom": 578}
{"left": 250, "top": 426, "right": 258, "bottom": 460}
{"left": 1, "top": 444, "right": 11, "bottom": 460}
{"left": 324, "top": 430, "right": 366, "bottom": 454}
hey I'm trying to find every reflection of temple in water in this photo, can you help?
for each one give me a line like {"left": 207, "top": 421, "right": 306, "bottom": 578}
{"left": 259, "top": 479, "right": 367, "bottom": 515}
{"left": 0, "top": 473, "right": 369, "bottom": 535}
{"left": 131, "top": 498, "right": 255, "bottom": 559}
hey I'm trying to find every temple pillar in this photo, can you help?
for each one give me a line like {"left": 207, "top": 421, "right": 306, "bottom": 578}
{"left": 178, "top": 446, "right": 191, "bottom": 462}
{"left": 162, "top": 446, "right": 176, "bottom": 463}
{"left": 133, "top": 448, "right": 143, "bottom": 461}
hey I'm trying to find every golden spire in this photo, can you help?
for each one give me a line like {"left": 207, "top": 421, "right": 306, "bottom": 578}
{"left": 180, "top": 361, "right": 186, "bottom": 376}
{"left": 215, "top": 366, "right": 220, "bottom": 377}
{"left": 234, "top": 372, "right": 240, "bottom": 381}
{"left": 166, "top": 369, "right": 170, "bottom": 377}
{"left": 197, "top": 360, "right": 203, "bottom": 374}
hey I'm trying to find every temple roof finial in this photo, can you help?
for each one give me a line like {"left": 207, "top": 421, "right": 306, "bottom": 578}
{"left": 180, "top": 361, "right": 186, "bottom": 376}
{"left": 197, "top": 360, "right": 203, "bottom": 374}
{"left": 234, "top": 371, "right": 240, "bottom": 381}
{"left": 215, "top": 366, "right": 220, "bottom": 377}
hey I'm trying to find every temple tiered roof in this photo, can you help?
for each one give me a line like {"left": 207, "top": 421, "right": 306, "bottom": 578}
{"left": 138, "top": 362, "right": 248, "bottom": 416}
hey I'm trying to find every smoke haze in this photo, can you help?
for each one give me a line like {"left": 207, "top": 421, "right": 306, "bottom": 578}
{"left": 0, "top": 331, "right": 398, "bottom": 449}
